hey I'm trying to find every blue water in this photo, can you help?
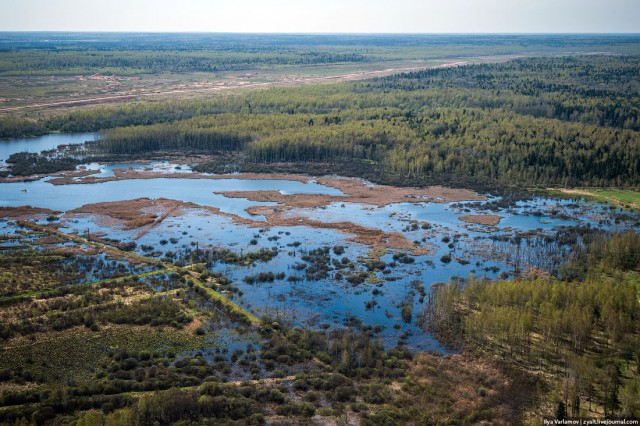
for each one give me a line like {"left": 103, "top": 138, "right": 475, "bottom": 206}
{"left": 0, "top": 132, "right": 97, "bottom": 163}
{"left": 3, "top": 182, "right": 637, "bottom": 352}
{"left": 0, "top": 177, "right": 342, "bottom": 220}
{"left": 78, "top": 161, "right": 194, "bottom": 178}
{"left": 50, "top": 191, "right": 638, "bottom": 352}
{"left": 1, "top": 133, "right": 639, "bottom": 353}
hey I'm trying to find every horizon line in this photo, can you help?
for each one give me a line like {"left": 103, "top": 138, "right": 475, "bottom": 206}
{"left": 1, "top": 31, "right": 640, "bottom": 36}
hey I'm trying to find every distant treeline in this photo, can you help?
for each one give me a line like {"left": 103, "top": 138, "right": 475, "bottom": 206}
{"left": 1, "top": 33, "right": 639, "bottom": 75}
{"left": 3, "top": 55, "right": 640, "bottom": 187}
{"left": 0, "top": 50, "right": 370, "bottom": 75}
{"left": 4, "top": 33, "right": 638, "bottom": 51}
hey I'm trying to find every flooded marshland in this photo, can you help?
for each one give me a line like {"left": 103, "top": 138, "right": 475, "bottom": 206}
{"left": 1, "top": 133, "right": 638, "bottom": 354}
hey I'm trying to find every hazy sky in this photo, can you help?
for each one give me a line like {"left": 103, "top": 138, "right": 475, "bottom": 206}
{"left": 0, "top": 0, "right": 638, "bottom": 33}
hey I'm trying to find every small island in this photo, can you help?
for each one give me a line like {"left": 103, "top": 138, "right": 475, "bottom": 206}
{"left": 459, "top": 214, "right": 502, "bottom": 226}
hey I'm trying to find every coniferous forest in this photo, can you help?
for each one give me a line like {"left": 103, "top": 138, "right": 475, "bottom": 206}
{"left": 4, "top": 55, "right": 639, "bottom": 188}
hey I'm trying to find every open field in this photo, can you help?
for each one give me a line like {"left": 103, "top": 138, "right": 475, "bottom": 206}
{"left": 547, "top": 188, "right": 640, "bottom": 212}
{"left": 0, "top": 59, "right": 475, "bottom": 115}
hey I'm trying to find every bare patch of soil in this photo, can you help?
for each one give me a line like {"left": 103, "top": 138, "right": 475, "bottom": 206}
{"left": 184, "top": 317, "right": 203, "bottom": 332}
{"left": 1, "top": 61, "right": 471, "bottom": 114}
{"left": 48, "top": 244, "right": 100, "bottom": 257}
{"left": 36, "top": 235, "right": 65, "bottom": 245}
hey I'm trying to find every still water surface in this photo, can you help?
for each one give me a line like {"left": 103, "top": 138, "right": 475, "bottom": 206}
{"left": 0, "top": 132, "right": 97, "bottom": 163}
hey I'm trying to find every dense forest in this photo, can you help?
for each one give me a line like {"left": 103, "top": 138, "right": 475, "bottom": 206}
{"left": 92, "top": 107, "right": 639, "bottom": 187}
{"left": 425, "top": 232, "right": 640, "bottom": 418}
{"left": 373, "top": 56, "right": 640, "bottom": 130}
{"left": 4, "top": 55, "right": 639, "bottom": 188}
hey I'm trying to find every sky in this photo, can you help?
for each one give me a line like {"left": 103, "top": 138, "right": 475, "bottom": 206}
{"left": 0, "top": 0, "right": 638, "bottom": 33}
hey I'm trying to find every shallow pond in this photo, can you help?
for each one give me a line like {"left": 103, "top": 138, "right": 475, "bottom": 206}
{"left": 78, "top": 161, "right": 194, "bottom": 178}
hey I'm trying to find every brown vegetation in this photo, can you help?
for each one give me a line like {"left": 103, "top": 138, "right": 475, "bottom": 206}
{"left": 105, "top": 171, "right": 485, "bottom": 205}
{"left": 0, "top": 168, "right": 99, "bottom": 185}
{"left": 55, "top": 173, "right": 480, "bottom": 255}
{"left": 0, "top": 206, "right": 60, "bottom": 220}
{"left": 246, "top": 205, "right": 427, "bottom": 254}
{"left": 71, "top": 198, "right": 187, "bottom": 230}
{"left": 66, "top": 196, "right": 428, "bottom": 256}
{"left": 459, "top": 214, "right": 502, "bottom": 226}
{"left": 398, "top": 353, "right": 536, "bottom": 425}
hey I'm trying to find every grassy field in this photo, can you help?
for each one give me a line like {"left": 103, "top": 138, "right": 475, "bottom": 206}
{"left": 547, "top": 188, "right": 640, "bottom": 212}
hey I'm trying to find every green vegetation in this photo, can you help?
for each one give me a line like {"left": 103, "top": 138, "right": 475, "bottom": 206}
{"left": 4, "top": 152, "right": 81, "bottom": 177}
{"left": 2, "top": 33, "right": 638, "bottom": 76}
{"left": 206, "top": 247, "right": 279, "bottom": 266}
{"left": 589, "top": 189, "right": 640, "bottom": 209}
{"left": 379, "top": 55, "right": 640, "bottom": 130}
{"left": 0, "top": 222, "right": 539, "bottom": 425}
{"left": 0, "top": 249, "right": 86, "bottom": 296}
{"left": 425, "top": 232, "right": 640, "bottom": 418}
{"left": 99, "top": 297, "right": 193, "bottom": 327}
{"left": 17, "top": 221, "right": 261, "bottom": 326}
{"left": 12, "top": 211, "right": 623, "bottom": 425}
{"left": 5, "top": 55, "right": 640, "bottom": 189}
{"left": 547, "top": 188, "right": 640, "bottom": 213}
{"left": 1, "top": 203, "right": 638, "bottom": 424}
{"left": 2, "top": 34, "right": 640, "bottom": 424}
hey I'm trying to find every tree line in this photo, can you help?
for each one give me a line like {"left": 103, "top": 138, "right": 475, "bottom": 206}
{"left": 3, "top": 34, "right": 638, "bottom": 75}
{"left": 424, "top": 232, "right": 640, "bottom": 418}
{"left": 93, "top": 105, "right": 640, "bottom": 187}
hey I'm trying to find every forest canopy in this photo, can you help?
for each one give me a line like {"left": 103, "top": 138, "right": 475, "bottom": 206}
{"left": 3, "top": 55, "right": 640, "bottom": 188}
